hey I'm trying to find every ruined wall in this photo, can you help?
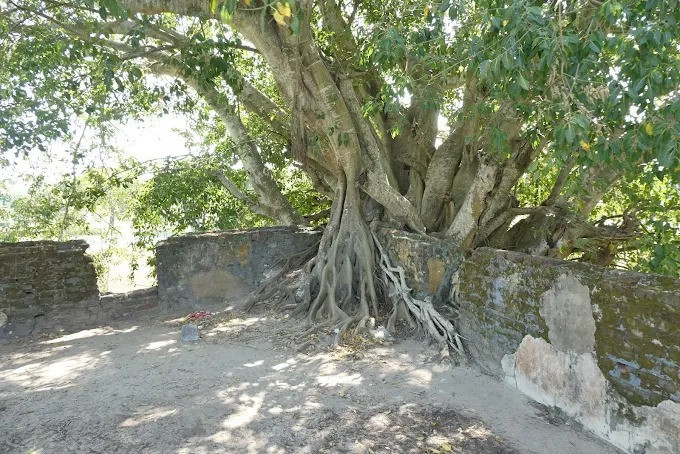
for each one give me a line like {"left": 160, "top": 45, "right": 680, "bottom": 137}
{"left": 0, "top": 241, "right": 174, "bottom": 339}
{"left": 378, "top": 229, "right": 462, "bottom": 318}
{"left": 454, "top": 249, "right": 680, "bottom": 453}
{"left": 456, "top": 249, "right": 678, "bottom": 405}
{"left": 0, "top": 240, "right": 99, "bottom": 308}
{"left": 0, "top": 240, "right": 100, "bottom": 337}
{"left": 380, "top": 236, "right": 679, "bottom": 453}
{"left": 1, "top": 228, "right": 323, "bottom": 339}
{"left": 155, "top": 227, "right": 322, "bottom": 307}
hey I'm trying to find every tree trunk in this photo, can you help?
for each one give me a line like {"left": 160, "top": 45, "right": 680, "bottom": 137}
{"left": 105, "top": 0, "right": 629, "bottom": 350}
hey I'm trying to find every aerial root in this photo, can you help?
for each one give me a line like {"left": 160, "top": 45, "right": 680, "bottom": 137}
{"left": 352, "top": 315, "right": 374, "bottom": 336}
{"left": 243, "top": 181, "right": 464, "bottom": 356}
{"left": 287, "top": 206, "right": 382, "bottom": 347}
{"left": 371, "top": 230, "right": 466, "bottom": 356}
{"left": 244, "top": 241, "right": 320, "bottom": 312}
{"left": 332, "top": 315, "right": 361, "bottom": 346}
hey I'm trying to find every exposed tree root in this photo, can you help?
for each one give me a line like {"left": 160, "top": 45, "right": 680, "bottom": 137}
{"left": 244, "top": 183, "right": 464, "bottom": 356}
{"left": 244, "top": 241, "right": 320, "bottom": 312}
{"left": 371, "top": 230, "right": 465, "bottom": 356}
{"left": 290, "top": 185, "right": 379, "bottom": 335}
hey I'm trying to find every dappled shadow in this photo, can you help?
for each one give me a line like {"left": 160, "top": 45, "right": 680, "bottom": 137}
{"left": 0, "top": 309, "right": 621, "bottom": 454}
{"left": 40, "top": 326, "right": 139, "bottom": 345}
{"left": 165, "top": 335, "right": 521, "bottom": 453}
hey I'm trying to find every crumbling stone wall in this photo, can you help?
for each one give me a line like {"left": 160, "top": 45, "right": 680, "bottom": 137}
{"left": 155, "top": 227, "right": 322, "bottom": 307}
{"left": 377, "top": 229, "right": 462, "bottom": 321}
{"left": 0, "top": 240, "right": 99, "bottom": 337}
{"left": 456, "top": 249, "right": 679, "bottom": 405}
{"left": 0, "top": 241, "right": 171, "bottom": 339}
{"left": 0, "top": 240, "right": 99, "bottom": 308}
{"left": 1, "top": 228, "right": 323, "bottom": 339}
{"left": 454, "top": 249, "right": 679, "bottom": 453}
{"left": 382, "top": 237, "right": 678, "bottom": 454}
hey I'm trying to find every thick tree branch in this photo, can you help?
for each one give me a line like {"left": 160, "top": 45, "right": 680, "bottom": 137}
{"left": 361, "top": 171, "right": 427, "bottom": 234}
{"left": 320, "top": 0, "right": 359, "bottom": 67}
{"left": 479, "top": 136, "right": 548, "bottom": 228}
{"left": 119, "top": 0, "right": 210, "bottom": 17}
{"left": 420, "top": 125, "right": 464, "bottom": 230}
{"left": 239, "top": 80, "right": 290, "bottom": 137}
{"left": 336, "top": 77, "right": 398, "bottom": 187}
{"left": 214, "top": 171, "right": 276, "bottom": 219}
{"left": 151, "top": 63, "right": 303, "bottom": 226}
{"left": 446, "top": 163, "right": 498, "bottom": 249}
{"left": 544, "top": 155, "right": 577, "bottom": 206}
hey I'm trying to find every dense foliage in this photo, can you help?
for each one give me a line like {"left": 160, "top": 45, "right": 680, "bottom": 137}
{"left": 1, "top": 0, "right": 678, "bottom": 284}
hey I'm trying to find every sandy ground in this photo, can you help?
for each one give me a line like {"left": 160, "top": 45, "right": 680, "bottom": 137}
{"left": 0, "top": 310, "right": 622, "bottom": 454}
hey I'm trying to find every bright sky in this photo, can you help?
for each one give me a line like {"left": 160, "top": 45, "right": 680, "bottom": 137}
{"left": 114, "top": 115, "right": 192, "bottom": 162}
{"left": 3, "top": 114, "right": 193, "bottom": 195}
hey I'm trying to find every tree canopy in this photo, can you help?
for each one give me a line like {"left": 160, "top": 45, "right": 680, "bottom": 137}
{"left": 2, "top": 0, "right": 680, "bottom": 341}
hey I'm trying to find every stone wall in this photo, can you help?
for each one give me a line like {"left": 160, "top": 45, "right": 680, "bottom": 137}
{"left": 2, "top": 229, "right": 678, "bottom": 452}
{"left": 155, "top": 227, "right": 322, "bottom": 307}
{"left": 381, "top": 234, "right": 679, "bottom": 453}
{"left": 454, "top": 248, "right": 679, "bottom": 453}
{"left": 0, "top": 240, "right": 100, "bottom": 337}
{"left": 457, "top": 249, "right": 679, "bottom": 405}
{"left": 0, "top": 241, "right": 174, "bottom": 339}
{"left": 378, "top": 229, "right": 462, "bottom": 319}
{"left": 1, "top": 228, "right": 322, "bottom": 339}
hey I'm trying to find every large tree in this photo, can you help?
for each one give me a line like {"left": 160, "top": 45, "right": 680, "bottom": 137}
{"left": 2, "top": 0, "right": 680, "bottom": 343}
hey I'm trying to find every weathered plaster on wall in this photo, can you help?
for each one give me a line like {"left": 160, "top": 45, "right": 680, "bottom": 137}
{"left": 539, "top": 274, "right": 596, "bottom": 354}
{"left": 187, "top": 270, "right": 250, "bottom": 301}
{"left": 499, "top": 276, "right": 678, "bottom": 453}
{"left": 503, "top": 335, "right": 679, "bottom": 453}
{"left": 502, "top": 336, "right": 608, "bottom": 427}
{"left": 427, "top": 258, "right": 445, "bottom": 294}
{"left": 457, "top": 248, "right": 679, "bottom": 408}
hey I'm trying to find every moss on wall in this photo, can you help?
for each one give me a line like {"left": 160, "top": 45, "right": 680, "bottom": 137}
{"left": 457, "top": 248, "right": 679, "bottom": 407}
{"left": 0, "top": 240, "right": 99, "bottom": 312}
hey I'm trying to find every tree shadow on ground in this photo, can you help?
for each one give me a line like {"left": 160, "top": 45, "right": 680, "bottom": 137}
{"left": 0, "top": 309, "right": 620, "bottom": 454}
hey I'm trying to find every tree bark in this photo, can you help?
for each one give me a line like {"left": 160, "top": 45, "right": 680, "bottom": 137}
{"left": 23, "top": 0, "right": 648, "bottom": 348}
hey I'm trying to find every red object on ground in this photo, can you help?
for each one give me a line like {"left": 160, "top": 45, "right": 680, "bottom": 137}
{"left": 187, "top": 311, "right": 212, "bottom": 321}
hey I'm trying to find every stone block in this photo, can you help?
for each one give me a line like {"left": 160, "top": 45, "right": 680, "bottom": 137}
{"left": 180, "top": 324, "right": 199, "bottom": 343}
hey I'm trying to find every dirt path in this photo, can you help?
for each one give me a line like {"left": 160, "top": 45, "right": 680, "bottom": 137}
{"left": 0, "top": 311, "right": 621, "bottom": 454}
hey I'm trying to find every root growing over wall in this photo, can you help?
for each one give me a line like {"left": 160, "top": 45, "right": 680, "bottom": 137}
{"left": 246, "top": 186, "right": 464, "bottom": 355}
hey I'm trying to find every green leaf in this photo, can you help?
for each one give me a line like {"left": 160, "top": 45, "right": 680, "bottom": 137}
{"left": 130, "top": 66, "right": 143, "bottom": 78}
{"left": 573, "top": 114, "right": 589, "bottom": 129}
{"left": 479, "top": 60, "right": 490, "bottom": 79}
{"left": 290, "top": 15, "right": 300, "bottom": 35}
{"left": 565, "top": 124, "right": 575, "bottom": 144}
{"left": 226, "top": 0, "right": 238, "bottom": 14}
{"left": 100, "top": 0, "right": 126, "bottom": 18}
{"left": 655, "top": 143, "right": 674, "bottom": 168}
{"left": 517, "top": 73, "right": 529, "bottom": 90}
{"left": 501, "top": 52, "right": 511, "bottom": 69}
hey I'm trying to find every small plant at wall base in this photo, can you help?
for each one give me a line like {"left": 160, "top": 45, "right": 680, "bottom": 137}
{"left": 1, "top": 0, "right": 679, "bottom": 345}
